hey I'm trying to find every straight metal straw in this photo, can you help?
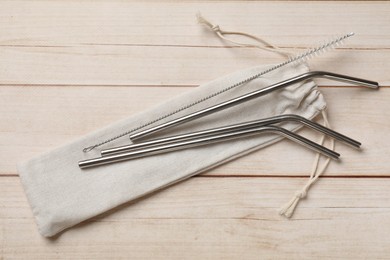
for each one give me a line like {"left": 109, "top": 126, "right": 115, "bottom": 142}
{"left": 129, "top": 71, "right": 379, "bottom": 141}
{"left": 79, "top": 125, "right": 340, "bottom": 169}
{"left": 101, "top": 114, "right": 360, "bottom": 156}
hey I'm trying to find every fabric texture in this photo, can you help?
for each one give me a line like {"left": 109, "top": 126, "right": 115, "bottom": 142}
{"left": 18, "top": 62, "right": 326, "bottom": 237}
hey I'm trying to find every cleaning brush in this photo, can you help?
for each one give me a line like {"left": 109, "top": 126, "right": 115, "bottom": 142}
{"left": 83, "top": 33, "right": 354, "bottom": 152}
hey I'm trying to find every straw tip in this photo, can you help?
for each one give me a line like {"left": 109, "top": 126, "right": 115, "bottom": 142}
{"left": 347, "top": 32, "right": 355, "bottom": 37}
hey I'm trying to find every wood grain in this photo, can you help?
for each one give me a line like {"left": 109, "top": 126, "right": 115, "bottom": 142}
{"left": 1, "top": 177, "right": 390, "bottom": 259}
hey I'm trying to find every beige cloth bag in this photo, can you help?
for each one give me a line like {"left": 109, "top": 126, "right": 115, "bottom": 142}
{"left": 18, "top": 62, "right": 326, "bottom": 237}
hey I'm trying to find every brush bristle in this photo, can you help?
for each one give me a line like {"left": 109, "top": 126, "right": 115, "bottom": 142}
{"left": 288, "top": 32, "right": 354, "bottom": 66}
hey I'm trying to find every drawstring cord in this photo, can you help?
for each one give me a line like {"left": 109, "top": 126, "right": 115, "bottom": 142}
{"left": 197, "top": 13, "right": 293, "bottom": 57}
{"left": 279, "top": 110, "right": 335, "bottom": 218}
{"left": 197, "top": 13, "right": 336, "bottom": 218}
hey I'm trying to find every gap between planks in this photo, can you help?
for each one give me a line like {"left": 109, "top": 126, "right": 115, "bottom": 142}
{"left": 0, "top": 84, "right": 388, "bottom": 88}
{"left": 2, "top": 174, "right": 390, "bottom": 178}
{"left": 1, "top": 43, "right": 389, "bottom": 51}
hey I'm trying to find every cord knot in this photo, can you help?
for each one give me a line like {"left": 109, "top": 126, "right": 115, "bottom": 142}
{"left": 295, "top": 190, "right": 307, "bottom": 199}
{"left": 211, "top": 25, "right": 221, "bottom": 32}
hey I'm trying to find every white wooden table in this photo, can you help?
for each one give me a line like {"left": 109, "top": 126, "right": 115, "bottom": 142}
{"left": 1, "top": 1, "right": 389, "bottom": 258}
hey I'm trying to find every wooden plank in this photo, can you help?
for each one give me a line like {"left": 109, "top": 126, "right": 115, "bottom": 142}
{"left": 0, "top": 86, "right": 388, "bottom": 176}
{"left": 0, "top": 1, "right": 388, "bottom": 48}
{"left": 0, "top": 1, "right": 389, "bottom": 86}
{"left": 1, "top": 176, "right": 390, "bottom": 258}
{"left": 0, "top": 45, "right": 388, "bottom": 86}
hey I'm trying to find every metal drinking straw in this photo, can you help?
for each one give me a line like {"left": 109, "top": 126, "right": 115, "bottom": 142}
{"left": 101, "top": 114, "right": 360, "bottom": 157}
{"left": 129, "top": 71, "right": 379, "bottom": 141}
{"left": 79, "top": 125, "right": 340, "bottom": 169}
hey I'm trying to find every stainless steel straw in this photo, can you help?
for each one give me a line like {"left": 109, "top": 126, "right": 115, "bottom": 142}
{"left": 101, "top": 114, "right": 360, "bottom": 157}
{"left": 79, "top": 125, "right": 339, "bottom": 169}
{"left": 129, "top": 71, "right": 379, "bottom": 141}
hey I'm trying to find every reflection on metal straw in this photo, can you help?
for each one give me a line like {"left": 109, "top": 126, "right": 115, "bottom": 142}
{"left": 79, "top": 126, "right": 339, "bottom": 169}
{"left": 101, "top": 114, "right": 360, "bottom": 156}
{"left": 129, "top": 71, "right": 379, "bottom": 141}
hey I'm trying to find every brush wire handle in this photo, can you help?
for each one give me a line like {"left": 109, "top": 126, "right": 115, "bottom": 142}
{"left": 83, "top": 33, "right": 354, "bottom": 152}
